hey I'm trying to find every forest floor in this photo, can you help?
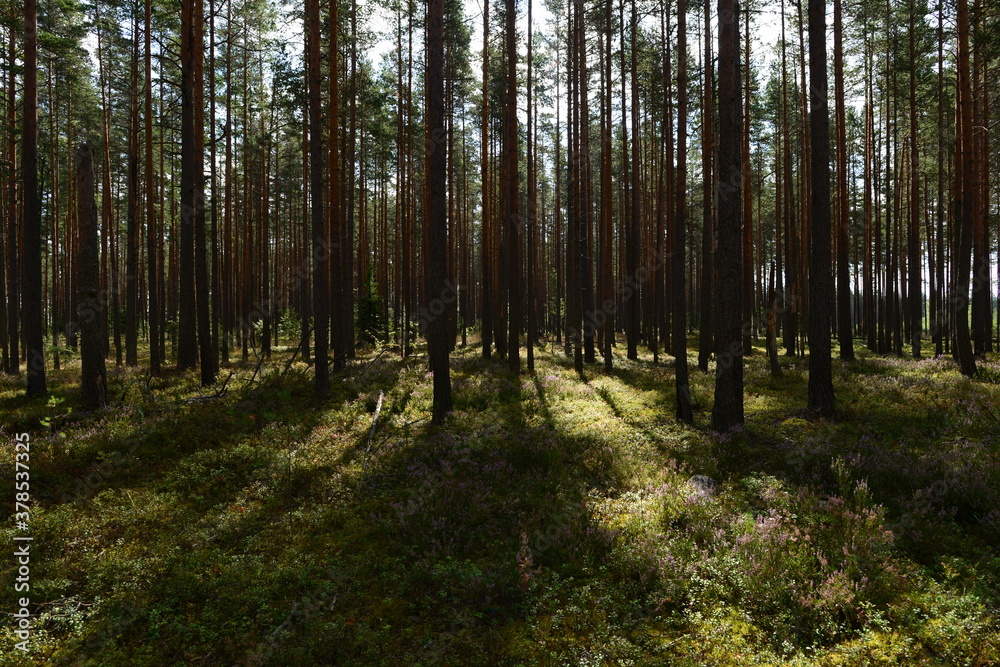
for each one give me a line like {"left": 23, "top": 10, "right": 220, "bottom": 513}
{"left": 1, "top": 337, "right": 999, "bottom": 665}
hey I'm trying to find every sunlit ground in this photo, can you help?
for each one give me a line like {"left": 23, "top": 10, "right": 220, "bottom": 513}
{"left": 1, "top": 334, "right": 998, "bottom": 665}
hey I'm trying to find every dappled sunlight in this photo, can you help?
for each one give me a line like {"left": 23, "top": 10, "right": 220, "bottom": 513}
{"left": 2, "top": 342, "right": 999, "bottom": 663}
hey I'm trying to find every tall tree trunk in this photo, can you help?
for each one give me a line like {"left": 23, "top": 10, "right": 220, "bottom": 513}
{"left": 567, "top": 0, "right": 582, "bottom": 373}
{"left": 907, "top": 0, "right": 921, "bottom": 358}
{"left": 798, "top": 0, "right": 812, "bottom": 358}
{"left": 674, "top": 0, "right": 693, "bottom": 422}
{"left": 504, "top": 0, "right": 520, "bottom": 372}
{"left": 971, "top": 0, "right": 990, "bottom": 355}
{"left": 427, "top": 0, "right": 452, "bottom": 421}
{"left": 145, "top": 0, "right": 160, "bottom": 374}
{"left": 807, "top": 0, "right": 835, "bottom": 414}
{"left": 711, "top": 0, "right": 744, "bottom": 432}
{"left": 329, "top": 0, "right": 344, "bottom": 370}
{"left": 178, "top": 0, "right": 199, "bottom": 370}
{"left": 933, "top": 3, "right": 944, "bottom": 356}
{"left": 192, "top": 0, "right": 213, "bottom": 385}
{"left": 306, "top": 0, "right": 328, "bottom": 396}
{"left": 0, "top": 129, "right": 5, "bottom": 371}
{"left": 741, "top": 5, "right": 753, "bottom": 355}
{"left": 23, "top": 0, "right": 45, "bottom": 396}
{"left": 5, "top": 23, "right": 18, "bottom": 375}
{"left": 698, "top": 0, "right": 714, "bottom": 372}
{"left": 49, "top": 72, "right": 60, "bottom": 371}
{"left": 126, "top": 10, "right": 140, "bottom": 367}
{"left": 653, "top": 3, "right": 672, "bottom": 365}
{"left": 625, "top": 0, "right": 641, "bottom": 361}
{"left": 834, "top": 0, "right": 854, "bottom": 360}
{"left": 223, "top": 0, "right": 234, "bottom": 364}
{"left": 527, "top": 0, "right": 537, "bottom": 373}
{"left": 208, "top": 0, "right": 219, "bottom": 367}
{"left": 554, "top": 38, "right": 565, "bottom": 351}
{"left": 954, "top": 0, "right": 976, "bottom": 377}
{"left": 600, "top": 1, "right": 614, "bottom": 371}
{"left": 781, "top": 4, "right": 796, "bottom": 356}
{"left": 480, "top": 0, "right": 492, "bottom": 359}
{"left": 864, "top": 30, "right": 876, "bottom": 352}
{"left": 577, "top": 0, "right": 596, "bottom": 365}
{"left": 77, "top": 143, "right": 107, "bottom": 410}
{"left": 345, "top": 0, "right": 357, "bottom": 359}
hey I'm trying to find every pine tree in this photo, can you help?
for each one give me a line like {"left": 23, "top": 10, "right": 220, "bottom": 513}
{"left": 807, "top": 0, "right": 835, "bottom": 414}
{"left": 77, "top": 143, "right": 107, "bottom": 410}
{"left": 711, "top": 0, "right": 744, "bottom": 432}
{"left": 427, "top": 0, "right": 453, "bottom": 422}
{"left": 23, "top": 0, "right": 46, "bottom": 397}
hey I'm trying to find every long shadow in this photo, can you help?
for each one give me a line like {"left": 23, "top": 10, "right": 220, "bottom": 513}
{"left": 316, "top": 350, "right": 630, "bottom": 664}
{"left": 531, "top": 373, "right": 557, "bottom": 433}
{"left": 33, "top": 353, "right": 418, "bottom": 510}
{"left": 26, "top": 353, "right": 427, "bottom": 662}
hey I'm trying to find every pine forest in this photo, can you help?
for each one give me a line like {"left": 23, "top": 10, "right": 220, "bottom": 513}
{"left": 1, "top": 0, "right": 1000, "bottom": 662}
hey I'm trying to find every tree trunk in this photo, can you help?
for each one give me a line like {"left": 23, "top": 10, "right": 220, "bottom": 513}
{"left": 77, "top": 143, "right": 107, "bottom": 410}
{"left": 578, "top": 0, "right": 596, "bottom": 364}
{"left": 527, "top": 0, "right": 537, "bottom": 373}
{"left": 711, "top": 0, "right": 744, "bottom": 432}
{"left": 5, "top": 24, "right": 18, "bottom": 375}
{"left": 600, "top": 2, "right": 613, "bottom": 371}
{"left": 698, "top": 0, "right": 714, "bottom": 372}
{"left": 208, "top": 0, "right": 219, "bottom": 368}
{"left": 907, "top": 0, "right": 921, "bottom": 358}
{"left": 480, "top": 0, "right": 492, "bottom": 359}
{"left": 674, "top": 0, "right": 693, "bottom": 422}
{"left": 426, "top": 0, "right": 452, "bottom": 422}
{"left": 807, "top": 0, "right": 835, "bottom": 414}
{"left": 864, "top": 30, "right": 876, "bottom": 352}
{"left": 306, "top": 0, "right": 328, "bottom": 396}
{"left": 504, "top": 0, "right": 520, "bottom": 372}
{"left": 954, "top": 0, "right": 976, "bottom": 377}
{"left": 145, "top": 0, "right": 160, "bottom": 375}
{"left": 178, "top": 0, "right": 199, "bottom": 370}
{"left": 345, "top": 0, "right": 358, "bottom": 359}
{"left": 126, "top": 13, "right": 139, "bottom": 367}
{"left": 626, "top": 0, "right": 641, "bottom": 361}
{"left": 329, "top": 0, "right": 344, "bottom": 370}
{"left": 741, "top": 5, "right": 754, "bottom": 356}
{"left": 834, "top": 0, "right": 854, "bottom": 360}
{"left": 193, "top": 0, "right": 214, "bottom": 385}
{"left": 23, "top": 0, "right": 45, "bottom": 397}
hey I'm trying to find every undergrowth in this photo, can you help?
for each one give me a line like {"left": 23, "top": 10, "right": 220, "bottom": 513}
{"left": 1, "top": 339, "right": 998, "bottom": 665}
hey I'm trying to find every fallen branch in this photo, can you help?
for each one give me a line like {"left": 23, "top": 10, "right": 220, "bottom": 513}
{"left": 355, "top": 346, "right": 388, "bottom": 379}
{"left": 182, "top": 372, "right": 234, "bottom": 404}
{"left": 279, "top": 326, "right": 313, "bottom": 379}
{"left": 368, "top": 415, "right": 429, "bottom": 452}
{"left": 367, "top": 391, "right": 385, "bottom": 449}
{"left": 358, "top": 391, "right": 386, "bottom": 485}
{"left": 140, "top": 373, "right": 158, "bottom": 404}
{"left": 327, "top": 339, "right": 366, "bottom": 370}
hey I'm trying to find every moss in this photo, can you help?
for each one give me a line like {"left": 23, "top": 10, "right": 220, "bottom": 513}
{"left": 1, "top": 342, "right": 998, "bottom": 665}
